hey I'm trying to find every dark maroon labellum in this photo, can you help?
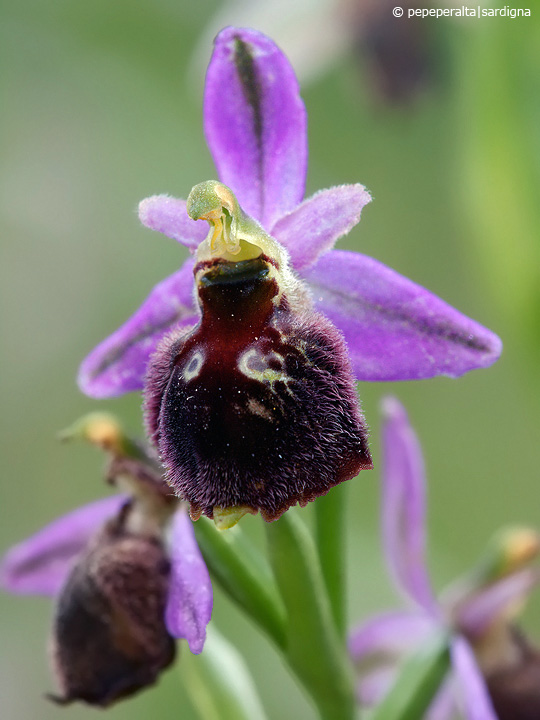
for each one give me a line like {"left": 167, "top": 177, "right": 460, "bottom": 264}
{"left": 49, "top": 509, "right": 175, "bottom": 707}
{"left": 145, "top": 256, "right": 372, "bottom": 522}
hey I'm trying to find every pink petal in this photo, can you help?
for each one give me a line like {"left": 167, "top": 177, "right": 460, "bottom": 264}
{"left": 0, "top": 495, "right": 126, "bottom": 596}
{"left": 165, "top": 509, "right": 213, "bottom": 654}
{"left": 78, "top": 258, "right": 198, "bottom": 398}
{"left": 138, "top": 195, "right": 208, "bottom": 249}
{"left": 457, "top": 569, "right": 540, "bottom": 639}
{"left": 303, "top": 250, "right": 502, "bottom": 381}
{"left": 381, "top": 397, "right": 440, "bottom": 616}
{"left": 451, "top": 636, "right": 498, "bottom": 720}
{"left": 204, "top": 27, "right": 307, "bottom": 229}
{"left": 271, "top": 185, "right": 371, "bottom": 270}
{"left": 349, "top": 610, "right": 435, "bottom": 660}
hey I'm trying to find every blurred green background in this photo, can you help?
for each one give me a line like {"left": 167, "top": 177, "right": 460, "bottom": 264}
{"left": 1, "top": 1, "right": 539, "bottom": 718}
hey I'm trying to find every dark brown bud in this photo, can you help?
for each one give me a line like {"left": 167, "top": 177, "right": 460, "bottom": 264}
{"left": 145, "top": 253, "right": 372, "bottom": 522}
{"left": 347, "top": 0, "right": 434, "bottom": 105}
{"left": 48, "top": 506, "right": 175, "bottom": 707}
{"left": 485, "top": 627, "right": 540, "bottom": 720}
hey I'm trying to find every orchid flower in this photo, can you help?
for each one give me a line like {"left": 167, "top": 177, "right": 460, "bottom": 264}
{"left": 349, "top": 397, "right": 540, "bottom": 720}
{"left": 78, "top": 26, "right": 501, "bottom": 401}
{"left": 0, "top": 414, "right": 212, "bottom": 707}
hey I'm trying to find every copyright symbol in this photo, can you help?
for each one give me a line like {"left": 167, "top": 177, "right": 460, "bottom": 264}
{"left": 393, "top": 6, "right": 403, "bottom": 16}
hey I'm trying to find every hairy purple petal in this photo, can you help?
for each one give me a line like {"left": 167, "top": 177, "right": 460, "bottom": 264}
{"left": 381, "top": 397, "right": 440, "bottom": 616}
{"left": 451, "top": 636, "right": 498, "bottom": 720}
{"left": 165, "top": 509, "right": 213, "bottom": 654}
{"left": 303, "top": 250, "right": 503, "bottom": 381}
{"left": 204, "top": 27, "right": 307, "bottom": 229}
{"left": 78, "top": 259, "right": 198, "bottom": 398}
{"left": 138, "top": 195, "right": 208, "bottom": 249}
{"left": 349, "top": 610, "right": 435, "bottom": 660}
{"left": 0, "top": 495, "right": 126, "bottom": 596}
{"left": 271, "top": 185, "right": 371, "bottom": 271}
{"left": 457, "top": 569, "right": 540, "bottom": 639}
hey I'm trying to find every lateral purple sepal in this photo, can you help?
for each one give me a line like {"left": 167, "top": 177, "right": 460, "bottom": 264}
{"left": 204, "top": 27, "right": 307, "bottom": 228}
{"left": 165, "top": 509, "right": 213, "bottom": 654}
{"left": 78, "top": 259, "right": 198, "bottom": 398}
{"left": 451, "top": 636, "right": 498, "bottom": 720}
{"left": 138, "top": 195, "right": 208, "bottom": 249}
{"left": 349, "top": 610, "right": 435, "bottom": 661}
{"left": 303, "top": 250, "right": 503, "bottom": 381}
{"left": 381, "top": 397, "right": 440, "bottom": 616}
{"left": 0, "top": 495, "right": 126, "bottom": 596}
{"left": 456, "top": 569, "right": 540, "bottom": 639}
{"left": 271, "top": 185, "right": 371, "bottom": 271}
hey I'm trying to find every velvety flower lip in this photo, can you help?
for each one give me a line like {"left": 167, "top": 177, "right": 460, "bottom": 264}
{"left": 1, "top": 499, "right": 212, "bottom": 655}
{"left": 78, "top": 26, "right": 501, "bottom": 399}
{"left": 350, "top": 397, "right": 508, "bottom": 720}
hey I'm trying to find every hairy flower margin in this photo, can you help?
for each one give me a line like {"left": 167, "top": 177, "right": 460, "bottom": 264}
{"left": 78, "top": 26, "right": 501, "bottom": 400}
{"left": 349, "top": 397, "right": 540, "bottom": 720}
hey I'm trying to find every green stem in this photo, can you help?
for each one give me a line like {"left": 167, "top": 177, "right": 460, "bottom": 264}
{"left": 315, "top": 485, "right": 347, "bottom": 637}
{"left": 194, "top": 518, "right": 287, "bottom": 649}
{"left": 183, "top": 627, "right": 268, "bottom": 720}
{"left": 266, "top": 511, "right": 357, "bottom": 720}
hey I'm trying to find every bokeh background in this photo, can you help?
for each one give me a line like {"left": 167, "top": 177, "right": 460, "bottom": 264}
{"left": 1, "top": 1, "right": 539, "bottom": 718}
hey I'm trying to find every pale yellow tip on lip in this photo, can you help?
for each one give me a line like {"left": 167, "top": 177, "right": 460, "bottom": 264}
{"left": 213, "top": 505, "right": 252, "bottom": 530}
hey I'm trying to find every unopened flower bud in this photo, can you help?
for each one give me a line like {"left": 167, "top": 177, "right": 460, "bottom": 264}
{"left": 48, "top": 507, "right": 175, "bottom": 707}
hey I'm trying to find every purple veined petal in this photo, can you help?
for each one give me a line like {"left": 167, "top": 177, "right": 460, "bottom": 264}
{"left": 456, "top": 569, "right": 540, "bottom": 639}
{"left": 165, "top": 508, "right": 213, "bottom": 655}
{"left": 451, "top": 636, "right": 498, "bottom": 720}
{"left": 0, "top": 495, "right": 126, "bottom": 596}
{"left": 78, "top": 258, "right": 198, "bottom": 398}
{"left": 357, "top": 665, "right": 397, "bottom": 707}
{"left": 349, "top": 610, "right": 436, "bottom": 661}
{"left": 303, "top": 250, "right": 503, "bottom": 381}
{"left": 380, "top": 397, "right": 441, "bottom": 616}
{"left": 271, "top": 185, "right": 371, "bottom": 271}
{"left": 138, "top": 195, "right": 208, "bottom": 250}
{"left": 204, "top": 26, "right": 307, "bottom": 229}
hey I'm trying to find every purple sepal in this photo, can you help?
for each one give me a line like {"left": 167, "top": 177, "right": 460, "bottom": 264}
{"left": 0, "top": 495, "right": 126, "bottom": 596}
{"left": 165, "top": 509, "right": 213, "bottom": 654}
{"left": 381, "top": 397, "right": 440, "bottom": 616}
{"left": 349, "top": 610, "right": 435, "bottom": 660}
{"left": 451, "top": 636, "right": 498, "bottom": 720}
{"left": 138, "top": 195, "right": 208, "bottom": 249}
{"left": 78, "top": 258, "right": 198, "bottom": 398}
{"left": 303, "top": 250, "right": 503, "bottom": 381}
{"left": 271, "top": 185, "right": 371, "bottom": 271}
{"left": 456, "top": 569, "right": 539, "bottom": 638}
{"left": 204, "top": 27, "right": 307, "bottom": 229}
